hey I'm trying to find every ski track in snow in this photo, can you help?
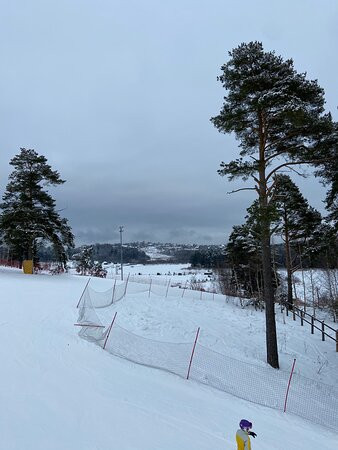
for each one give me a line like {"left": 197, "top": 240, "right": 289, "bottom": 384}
{"left": 0, "top": 267, "right": 337, "bottom": 450}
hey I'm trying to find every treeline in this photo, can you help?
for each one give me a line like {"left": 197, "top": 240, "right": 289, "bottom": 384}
{"left": 190, "top": 246, "right": 227, "bottom": 268}
{"left": 71, "top": 243, "right": 150, "bottom": 264}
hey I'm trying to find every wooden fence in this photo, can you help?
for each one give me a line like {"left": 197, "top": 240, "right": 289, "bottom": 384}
{"left": 280, "top": 302, "right": 338, "bottom": 352}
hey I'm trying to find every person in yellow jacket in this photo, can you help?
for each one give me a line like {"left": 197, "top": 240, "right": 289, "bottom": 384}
{"left": 236, "top": 419, "right": 257, "bottom": 450}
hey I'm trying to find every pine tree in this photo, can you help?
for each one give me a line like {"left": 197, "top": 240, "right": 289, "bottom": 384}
{"left": 226, "top": 223, "right": 262, "bottom": 298}
{"left": 272, "top": 174, "right": 322, "bottom": 310}
{"left": 0, "top": 148, "right": 74, "bottom": 267}
{"left": 227, "top": 200, "right": 280, "bottom": 301}
{"left": 314, "top": 123, "right": 338, "bottom": 230}
{"left": 74, "top": 245, "right": 94, "bottom": 275}
{"left": 211, "top": 42, "right": 337, "bottom": 368}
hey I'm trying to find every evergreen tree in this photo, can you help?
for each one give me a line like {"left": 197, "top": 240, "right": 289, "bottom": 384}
{"left": 314, "top": 123, "right": 338, "bottom": 229}
{"left": 226, "top": 200, "right": 279, "bottom": 300}
{"left": 211, "top": 42, "right": 336, "bottom": 368}
{"left": 74, "top": 245, "right": 94, "bottom": 275}
{"left": 272, "top": 174, "right": 322, "bottom": 309}
{"left": 0, "top": 148, "right": 74, "bottom": 267}
{"left": 301, "top": 222, "right": 337, "bottom": 268}
{"left": 190, "top": 246, "right": 226, "bottom": 268}
{"left": 226, "top": 223, "right": 262, "bottom": 297}
{"left": 90, "top": 261, "right": 107, "bottom": 278}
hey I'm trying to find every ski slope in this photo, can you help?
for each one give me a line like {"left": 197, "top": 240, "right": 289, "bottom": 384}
{"left": 0, "top": 267, "right": 337, "bottom": 450}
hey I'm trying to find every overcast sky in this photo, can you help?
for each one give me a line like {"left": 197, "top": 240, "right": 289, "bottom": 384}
{"left": 0, "top": 0, "right": 337, "bottom": 245}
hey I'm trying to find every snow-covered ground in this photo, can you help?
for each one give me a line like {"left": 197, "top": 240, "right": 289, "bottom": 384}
{"left": 140, "top": 245, "right": 172, "bottom": 260}
{"left": 0, "top": 267, "right": 337, "bottom": 449}
{"left": 104, "top": 264, "right": 338, "bottom": 312}
{"left": 87, "top": 277, "right": 338, "bottom": 386}
{"left": 280, "top": 268, "right": 337, "bottom": 303}
{"left": 103, "top": 262, "right": 215, "bottom": 289}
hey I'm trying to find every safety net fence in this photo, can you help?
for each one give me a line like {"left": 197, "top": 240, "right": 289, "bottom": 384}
{"left": 108, "top": 274, "right": 232, "bottom": 301}
{"left": 75, "top": 282, "right": 338, "bottom": 432}
{"left": 76, "top": 279, "right": 241, "bottom": 310}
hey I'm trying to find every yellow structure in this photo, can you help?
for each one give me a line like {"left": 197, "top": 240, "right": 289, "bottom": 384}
{"left": 23, "top": 259, "right": 33, "bottom": 274}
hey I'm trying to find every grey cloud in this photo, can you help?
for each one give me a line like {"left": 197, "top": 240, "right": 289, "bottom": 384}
{"left": 0, "top": 0, "right": 336, "bottom": 246}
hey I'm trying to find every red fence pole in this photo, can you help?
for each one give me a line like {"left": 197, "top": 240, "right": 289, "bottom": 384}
{"left": 123, "top": 274, "right": 130, "bottom": 297}
{"left": 103, "top": 312, "right": 118, "bottom": 350}
{"left": 112, "top": 279, "right": 116, "bottom": 304}
{"left": 76, "top": 277, "right": 91, "bottom": 308}
{"left": 182, "top": 281, "right": 187, "bottom": 298}
{"left": 186, "top": 327, "right": 200, "bottom": 380}
{"left": 165, "top": 278, "right": 171, "bottom": 298}
{"left": 284, "top": 358, "right": 296, "bottom": 413}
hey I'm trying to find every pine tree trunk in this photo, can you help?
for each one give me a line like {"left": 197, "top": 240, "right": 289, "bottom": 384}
{"left": 261, "top": 226, "right": 279, "bottom": 368}
{"left": 258, "top": 114, "right": 279, "bottom": 369}
{"left": 27, "top": 240, "right": 33, "bottom": 260}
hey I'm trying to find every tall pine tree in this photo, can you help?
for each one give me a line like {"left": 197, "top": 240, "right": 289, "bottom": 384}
{"left": 211, "top": 42, "right": 336, "bottom": 368}
{"left": 0, "top": 148, "right": 74, "bottom": 267}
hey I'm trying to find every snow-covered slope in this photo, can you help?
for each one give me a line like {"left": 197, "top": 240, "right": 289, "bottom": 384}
{"left": 0, "top": 268, "right": 336, "bottom": 449}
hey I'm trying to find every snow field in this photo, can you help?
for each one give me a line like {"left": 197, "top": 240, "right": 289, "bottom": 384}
{"left": 79, "top": 277, "right": 338, "bottom": 431}
{"left": 87, "top": 276, "right": 338, "bottom": 387}
{"left": 0, "top": 268, "right": 337, "bottom": 449}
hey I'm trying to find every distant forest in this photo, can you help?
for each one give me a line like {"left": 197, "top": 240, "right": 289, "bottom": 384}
{"left": 1, "top": 241, "right": 334, "bottom": 269}
{"left": 189, "top": 243, "right": 337, "bottom": 270}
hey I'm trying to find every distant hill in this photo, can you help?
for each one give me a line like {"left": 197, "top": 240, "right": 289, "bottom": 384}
{"left": 70, "top": 243, "right": 150, "bottom": 264}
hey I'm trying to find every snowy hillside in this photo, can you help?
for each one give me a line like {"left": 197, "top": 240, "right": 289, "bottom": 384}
{"left": 0, "top": 267, "right": 337, "bottom": 450}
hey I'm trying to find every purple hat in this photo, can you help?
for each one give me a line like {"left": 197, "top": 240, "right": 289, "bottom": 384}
{"left": 239, "top": 419, "right": 252, "bottom": 430}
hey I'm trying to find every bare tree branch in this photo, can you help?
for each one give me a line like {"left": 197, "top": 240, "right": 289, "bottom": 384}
{"left": 266, "top": 159, "right": 329, "bottom": 183}
{"left": 267, "top": 180, "right": 276, "bottom": 198}
{"left": 285, "top": 166, "right": 307, "bottom": 178}
{"left": 265, "top": 150, "right": 288, "bottom": 163}
{"left": 227, "top": 187, "right": 256, "bottom": 194}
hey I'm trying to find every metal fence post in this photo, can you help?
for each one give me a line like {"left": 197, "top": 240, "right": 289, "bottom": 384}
{"left": 311, "top": 316, "right": 314, "bottom": 334}
{"left": 186, "top": 327, "right": 200, "bottom": 380}
{"left": 321, "top": 321, "right": 325, "bottom": 341}
{"left": 103, "top": 312, "right": 118, "bottom": 350}
{"left": 76, "top": 277, "right": 91, "bottom": 308}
